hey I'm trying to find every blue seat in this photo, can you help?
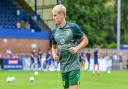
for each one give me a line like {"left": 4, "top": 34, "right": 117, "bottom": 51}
{"left": 0, "top": 0, "right": 17, "bottom": 29}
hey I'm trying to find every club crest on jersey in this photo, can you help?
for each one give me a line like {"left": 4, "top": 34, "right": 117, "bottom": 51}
{"left": 65, "top": 29, "right": 72, "bottom": 36}
{"left": 60, "top": 39, "right": 65, "bottom": 44}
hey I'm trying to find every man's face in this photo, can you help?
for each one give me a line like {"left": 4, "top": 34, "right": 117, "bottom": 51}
{"left": 53, "top": 11, "right": 64, "bottom": 25}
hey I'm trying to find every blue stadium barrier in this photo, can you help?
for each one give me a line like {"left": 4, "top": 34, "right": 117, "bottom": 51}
{"left": 0, "top": 29, "right": 49, "bottom": 39}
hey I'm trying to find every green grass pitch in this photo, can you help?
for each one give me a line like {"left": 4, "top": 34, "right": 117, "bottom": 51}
{"left": 0, "top": 71, "right": 128, "bottom": 89}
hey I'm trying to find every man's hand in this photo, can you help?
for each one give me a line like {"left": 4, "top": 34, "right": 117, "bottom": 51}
{"left": 53, "top": 54, "right": 59, "bottom": 62}
{"left": 52, "top": 45, "right": 59, "bottom": 62}
{"left": 68, "top": 47, "right": 79, "bottom": 54}
{"left": 69, "top": 35, "right": 88, "bottom": 54}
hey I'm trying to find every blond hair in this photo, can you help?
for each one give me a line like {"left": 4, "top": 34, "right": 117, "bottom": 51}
{"left": 52, "top": 4, "right": 66, "bottom": 17}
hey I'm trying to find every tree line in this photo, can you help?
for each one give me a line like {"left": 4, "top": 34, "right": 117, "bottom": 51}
{"left": 62, "top": 0, "right": 128, "bottom": 48}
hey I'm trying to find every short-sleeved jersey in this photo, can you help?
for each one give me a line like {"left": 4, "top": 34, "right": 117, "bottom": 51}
{"left": 52, "top": 22, "right": 84, "bottom": 73}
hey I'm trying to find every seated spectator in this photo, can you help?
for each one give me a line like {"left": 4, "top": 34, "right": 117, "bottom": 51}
{"left": 25, "top": 21, "right": 31, "bottom": 30}
{"left": 16, "top": 21, "right": 21, "bottom": 30}
{"left": 20, "top": 21, "right": 26, "bottom": 29}
{"left": 33, "top": 15, "right": 37, "bottom": 21}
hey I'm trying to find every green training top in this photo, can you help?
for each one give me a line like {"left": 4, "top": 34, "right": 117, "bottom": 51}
{"left": 52, "top": 22, "right": 84, "bottom": 73}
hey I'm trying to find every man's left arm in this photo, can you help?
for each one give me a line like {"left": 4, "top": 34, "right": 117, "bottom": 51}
{"left": 68, "top": 23, "right": 88, "bottom": 54}
{"left": 76, "top": 35, "right": 88, "bottom": 50}
{"left": 69, "top": 35, "right": 88, "bottom": 54}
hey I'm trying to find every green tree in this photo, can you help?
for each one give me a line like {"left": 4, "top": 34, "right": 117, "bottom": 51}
{"left": 63, "top": 0, "right": 116, "bottom": 48}
{"left": 121, "top": 0, "right": 128, "bottom": 45}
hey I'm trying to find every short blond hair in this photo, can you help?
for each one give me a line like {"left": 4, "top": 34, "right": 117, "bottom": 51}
{"left": 52, "top": 4, "right": 66, "bottom": 17}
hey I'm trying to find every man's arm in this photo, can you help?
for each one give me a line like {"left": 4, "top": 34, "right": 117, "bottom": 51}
{"left": 76, "top": 35, "right": 88, "bottom": 50}
{"left": 52, "top": 45, "right": 59, "bottom": 62}
{"left": 69, "top": 35, "right": 88, "bottom": 54}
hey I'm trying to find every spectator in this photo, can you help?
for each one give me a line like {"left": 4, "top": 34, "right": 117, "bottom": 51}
{"left": 30, "top": 48, "right": 39, "bottom": 71}
{"left": 86, "top": 49, "right": 91, "bottom": 71}
{"left": 45, "top": 49, "right": 53, "bottom": 71}
{"left": 6, "top": 48, "right": 13, "bottom": 57}
{"left": 112, "top": 53, "right": 118, "bottom": 70}
{"left": 41, "top": 51, "right": 47, "bottom": 71}
{"left": 33, "top": 15, "right": 37, "bottom": 21}
{"left": 16, "top": 21, "right": 21, "bottom": 30}
{"left": 119, "top": 53, "right": 123, "bottom": 70}
{"left": 25, "top": 21, "right": 31, "bottom": 30}
{"left": 93, "top": 48, "right": 100, "bottom": 74}
{"left": 106, "top": 55, "right": 112, "bottom": 73}
{"left": 127, "top": 57, "right": 128, "bottom": 69}
{"left": 79, "top": 51, "right": 85, "bottom": 70}
{"left": 37, "top": 48, "right": 42, "bottom": 70}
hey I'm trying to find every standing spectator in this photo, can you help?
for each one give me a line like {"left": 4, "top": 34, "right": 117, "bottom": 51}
{"left": 112, "top": 53, "right": 118, "bottom": 70}
{"left": 37, "top": 48, "right": 42, "bottom": 70}
{"left": 30, "top": 48, "right": 39, "bottom": 71}
{"left": 79, "top": 51, "right": 85, "bottom": 70}
{"left": 86, "top": 49, "right": 91, "bottom": 71}
{"left": 40, "top": 51, "right": 47, "bottom": 71}
{"left": 45, "top": 49, "right": 53, "bottom": 71}
{"left": 127, "top": 57, "right": 128, "bottom": 69}
{"left": 106, "top": 55, "right": 112, "bottom": 73}
{"left": 93, "top": 48, "right": 100, "bottom": 74}
{"left": 119, "top": 53, "right": 123, "bottom": 71}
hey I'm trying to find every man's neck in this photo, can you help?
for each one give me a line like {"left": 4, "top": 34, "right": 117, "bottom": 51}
{"left": 59, "top": 19, "right": 67, "bottom": 28}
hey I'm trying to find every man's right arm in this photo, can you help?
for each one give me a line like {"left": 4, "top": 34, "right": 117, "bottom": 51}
{"left": 52, "top": 45, "right": 59, "bottom": 62}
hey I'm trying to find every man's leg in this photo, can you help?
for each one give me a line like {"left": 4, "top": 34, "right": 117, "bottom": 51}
{"left": 69, "top": 69, "right": 80, "bottom": 89}
{"left": 69, "top": 85, "right": 78, "bottom": 89}
{"left": 61, "top": 72, "right": 69, "bottom": 89}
